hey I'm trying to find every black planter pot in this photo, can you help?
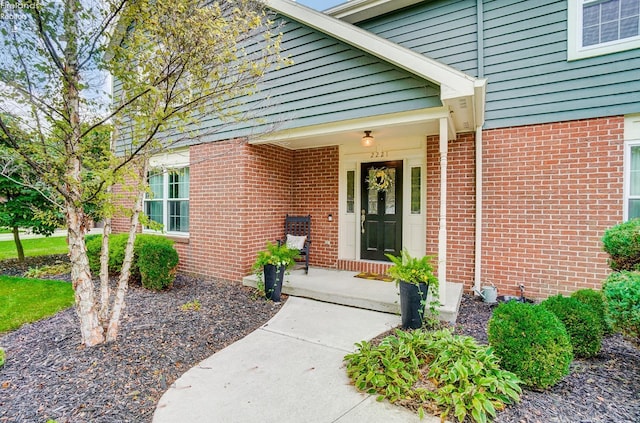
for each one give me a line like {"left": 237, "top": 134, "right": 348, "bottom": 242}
{"left": 263, "top": 264, "right": 285, "bottom": 302}
{"left": 399, "top": 281, "right": 430, "bottom": 329}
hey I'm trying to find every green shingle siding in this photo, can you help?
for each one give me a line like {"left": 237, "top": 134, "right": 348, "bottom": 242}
{"left": 359, "top": 0, "right": 640, "bottom": 129}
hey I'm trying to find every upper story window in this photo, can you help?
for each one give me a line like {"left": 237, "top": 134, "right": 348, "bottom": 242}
{"left": 568, "top": 0, "right": 640, "bottom": 60}
{"left": 144, "top": 167, "right": 190, "bottom": 234}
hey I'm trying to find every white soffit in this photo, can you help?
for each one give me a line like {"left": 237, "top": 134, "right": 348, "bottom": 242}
{"left": 326, "top": 0, "right": 425, "bottom": 24}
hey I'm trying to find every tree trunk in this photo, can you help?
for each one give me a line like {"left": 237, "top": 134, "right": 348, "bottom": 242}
{"left": 67, "top": 202, "right": 105, "bottom": 346}
{"left": 12, "top": 226, "right": 24, "bottom": 262}
{"left": 98, "top": 214, "right": 112, "bottom": 329}
{"left": 105, "top": 159, "right": 148, "bottom": 342}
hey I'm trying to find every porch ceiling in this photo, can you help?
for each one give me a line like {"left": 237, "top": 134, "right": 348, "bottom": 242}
{"left": 250, "top": 107, "right": 448, "bottom": 150}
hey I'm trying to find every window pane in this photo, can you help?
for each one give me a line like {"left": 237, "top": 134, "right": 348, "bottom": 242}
{"left": 630, "top": 146, "right": 640, "bottom": 196}
{"left": 601, "top": 0, "right": 620, "bottom": 22}
{"left": 385, "top": 168, "right": 396, "bottom": 215}
{"left": 629, "top": 199, "right": 640, "bottom": 219}
{"left": 145, "top": 200, "right": 163, "bottom": 225}
{"left": 169, "top": 200, "right": 189, "bottom": 232}
{"left": 148, "top": 172, "right": 163, "bottom": 199}
{"left": 368, "top": 188, "right": 378, "bottom": 214}
{"left": 411, "top": 167, "right": 421, "bottom": 214}
{"left": 622, "top": 0, "right": 640, "bottom": 17}
{"left": 601, "top": 21, "right": 620, "bottom": 42}
{"left": 346, "top": 170, "right": 355, "bottom": 214}
{"left": 169, "top": 168, "right": 189, "bottom": 199}
{"left": 621, "top": 16, "right": 639, "bottom": 37}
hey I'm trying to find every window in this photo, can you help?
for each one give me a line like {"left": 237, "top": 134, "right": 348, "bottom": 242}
{"left": 411, "top": 167, "right": 421, "bottom": 214}
{"left": 569, "top": 0, "right": 640, "bottom": 60}
{"left": 144, "top": 167, "right": 190, "bottom": 233}
{"left": 346, "top": 170, "right": 355, "bottom": 213}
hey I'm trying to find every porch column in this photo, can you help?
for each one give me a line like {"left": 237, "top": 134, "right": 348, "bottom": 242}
{"left": 437, "top": 117, "right": 448, "bottom": 305}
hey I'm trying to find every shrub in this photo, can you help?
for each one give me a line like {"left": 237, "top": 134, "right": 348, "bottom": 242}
{"left": 571, "top": 288, "right": 612, "bottom": 335}
{"left": 602, "top": 219, "right": 640, "bottom": 271}
{"left": 85, "top": 234, "right": 175, "bottom": 282}
{"left": 488, "top": 301, "right": 573, "bottom": 390}
{"left": 540, "top": 295, "right": 603, "bottom": 358}
{"left": 344, "top": 329, "right": 521, "bottom": 423}
{"left": 603, "top": 271, "right": 640, "bottom": 340}
{"left": 137, "top": 242, "right": 179, "bottom": 291}
{"left": 0, "top": 347, "right": 5, "bottom": 367}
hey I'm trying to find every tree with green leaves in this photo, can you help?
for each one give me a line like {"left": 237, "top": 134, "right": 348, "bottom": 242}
{"left": 0, "top": 0, "right": 288, "bottom": 346}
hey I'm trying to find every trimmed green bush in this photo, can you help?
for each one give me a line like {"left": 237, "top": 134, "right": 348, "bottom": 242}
{"left": 603, "top": 271, "right": 640, "bottom": 340}
{"left": 488, "top": 301, "right": 573, "bottom": 390}
{"left": 85, "top": 234, "right": 175, "bottom": 282}
{"left": 0, "top": 347, "right": 5, "bottom": 367}
{"left": 540, "top": 295, "right": 603, "bottom": 358}
{"left": 602, "top": 219, "right": 640, "bottom": 271}
{"left": 137, "top": 242, "right": 179, "bottom": 291}
{"left": 571, "top": 288, "right": 612, "bottom": 335}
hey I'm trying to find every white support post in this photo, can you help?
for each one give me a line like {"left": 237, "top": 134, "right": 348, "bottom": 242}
{"left": 438, "top": 117, "right": 448, "bottom": 305}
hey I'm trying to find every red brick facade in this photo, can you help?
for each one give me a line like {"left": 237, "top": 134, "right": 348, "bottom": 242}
{"left": 112, "top": 116, "right": 624, "bottom": 299}
{"left": 480, "top": 116, "right": 624, "bottom": 298}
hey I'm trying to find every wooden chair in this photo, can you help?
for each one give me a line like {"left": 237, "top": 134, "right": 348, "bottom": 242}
{"left": 282, "top": 214, "right": 311, "bottom": 274}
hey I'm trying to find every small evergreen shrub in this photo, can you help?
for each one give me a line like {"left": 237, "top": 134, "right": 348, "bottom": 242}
{"left": 0, "top": 347, "right": 5, "bottom": 368}
{"left": 602, "top": 219, "right": 640, "bottom": 271}
{"left": 488, "top": 301, "right": 573, "bottom": 390}
{"left": 603, "top": 271, "right": 640, "bottom": 340}
{"left": 137, "top": 242, "right": 179, "bottom": 291}
{"left": 540, "top": 295, "right": 603, "bottom": 358}
{"left": 85, "top": 234, "right": 175, "bottom": 282}
{"left": 571, "top": 288, "right": 612, "bottom": 335}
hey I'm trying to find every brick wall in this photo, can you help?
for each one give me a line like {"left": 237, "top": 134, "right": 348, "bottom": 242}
{"left": 481, "top": 117, "right": 624, "bottom": 298}
{"left": 291, "top": 146, "right": 340, "bottom": 268}
{"left": 183, "top": 140, "right": 293, "bottom": 281}
{"left": 426, "top": 133, "right": 477, "bottom": 289}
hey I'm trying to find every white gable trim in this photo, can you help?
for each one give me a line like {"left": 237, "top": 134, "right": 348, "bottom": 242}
{"left": 265, "top": 0, "right": 478, "bottom": 101}
{"left": 326, "top": 0, "right": 424, "bottom": 24}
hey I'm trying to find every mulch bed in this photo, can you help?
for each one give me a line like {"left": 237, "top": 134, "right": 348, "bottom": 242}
{"left": 0, "top": 256, "right": 283, "bottom": 423}
{"left": 1, "top": 256, "right": 639, "bottom": 422}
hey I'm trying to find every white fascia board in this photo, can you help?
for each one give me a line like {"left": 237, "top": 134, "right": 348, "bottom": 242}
{"left": 251, "top": 107, "right": 450, "bottom": 144}
{"left": 265, "top": 0, "right": 476, "bottom": 100}
{"left": 326, "top": 0, "right": 425, "bottom": 23}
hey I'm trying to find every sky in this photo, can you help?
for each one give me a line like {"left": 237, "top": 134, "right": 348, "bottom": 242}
{"left": 297, "top": 0, "right": 346, "bottom": 11}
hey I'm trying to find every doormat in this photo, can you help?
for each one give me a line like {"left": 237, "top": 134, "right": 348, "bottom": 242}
{"left": 354, "top": 272, "right": 394, "bottom": 282}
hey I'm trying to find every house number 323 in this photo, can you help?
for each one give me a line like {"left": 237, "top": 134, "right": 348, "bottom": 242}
{"left": 370, "top": 151, "right": 389, "bottom": 158}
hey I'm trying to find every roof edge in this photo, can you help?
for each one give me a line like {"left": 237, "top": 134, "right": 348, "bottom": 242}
{"left": 325, "top": 0, "right": 424, "bottom": 24}
{"left": 265, "top": 0, "right": 477, "bottom": 100}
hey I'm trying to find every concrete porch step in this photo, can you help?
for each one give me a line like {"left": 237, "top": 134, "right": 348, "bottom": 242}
{"left": 242, "top": 267, "right": 463, "bottom": 323}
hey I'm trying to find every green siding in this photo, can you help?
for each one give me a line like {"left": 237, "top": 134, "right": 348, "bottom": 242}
{"left": 358, "top": 0, "right": 640, "bottom": 129}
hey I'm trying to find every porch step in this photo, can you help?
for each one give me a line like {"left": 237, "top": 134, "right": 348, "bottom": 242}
{"left": 242, "top": 267, "right": 463, "bottom": 323}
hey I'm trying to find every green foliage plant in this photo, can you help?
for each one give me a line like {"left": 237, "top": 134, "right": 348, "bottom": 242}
{"left": 571, "top": 288, "right": 612, "bottom": 335}
{"left": 541, "top": 295, "right": 603, "bottom": 358}
{"left": 344, "top": 329, "right": 521, "bottom": 423}
{"left": 252, "top": 242, "right": 300, "bottom": 293}
{"left": 487, "top": 301, "right": 573, "bottom": 390}
{"left": 137, "top": 242, "right": 179, "bottom": 291}
{"left": 86, "top": 234, "right": 175, "bottom": 280}
{"left": 0, "top": 347, "right": 5, "bottom": 367}
{"left": 602, "top": 219, "right": 640, "bottom": 271}
{"left": 23, "top": 263, "right": 72, "bottom": 279}
{"left": 602, "top": 271, "right": 640, "bottom": 340}
{"left": 386, "top": 249, "right": 440, "bottom": 321}
{"left": 180, "top": 299, "right": 201, "bottom": 311}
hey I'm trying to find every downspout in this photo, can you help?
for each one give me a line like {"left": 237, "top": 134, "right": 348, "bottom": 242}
{"left": 438, "top": 117, "right": 448, "bottom": 304}
{"left": 474, "top": 0, "right": 485, "bottom": 295}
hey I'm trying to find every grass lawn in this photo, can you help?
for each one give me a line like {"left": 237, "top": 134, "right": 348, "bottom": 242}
{"left": 0, "top": 276, "right": 75, "bottom": 333}
{"left": 0, "top": 236, "right": 68, "bottom": 260}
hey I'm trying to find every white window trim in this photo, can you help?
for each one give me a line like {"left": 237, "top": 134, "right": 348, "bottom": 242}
{"left": 624, "top": 140, "right": 640, "bottom": 220}
{"left": 142, "top": 149, "right": 191, "bottom": 237}
{"left": 568, "top": 0, "right": 640, "bottom": 61}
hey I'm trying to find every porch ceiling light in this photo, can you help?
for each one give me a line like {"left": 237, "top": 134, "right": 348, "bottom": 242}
{"left": 361, "top": 130, "right": 374, "bottom": 147}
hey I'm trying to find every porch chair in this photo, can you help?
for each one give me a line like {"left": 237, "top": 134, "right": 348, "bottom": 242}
{"left": 282, "top": 214, "right": 311, "bottom": 274}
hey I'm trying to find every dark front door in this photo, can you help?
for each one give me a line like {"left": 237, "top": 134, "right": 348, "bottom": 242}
{"left": 360, "top": 161, "right": 402, "bottom": 261}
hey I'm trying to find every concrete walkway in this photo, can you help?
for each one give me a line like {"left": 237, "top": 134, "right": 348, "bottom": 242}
{"left": 153, "top": 297, "right": 437, "bottom": 423}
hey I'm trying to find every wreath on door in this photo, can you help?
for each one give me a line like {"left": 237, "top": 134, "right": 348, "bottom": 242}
{"left": 366, "top": 167, "right": 394, "bottom": 192}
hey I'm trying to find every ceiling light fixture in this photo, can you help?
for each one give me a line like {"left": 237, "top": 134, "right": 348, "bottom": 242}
{"left": 361, "top": 130, "right": 374, "bottom": 147}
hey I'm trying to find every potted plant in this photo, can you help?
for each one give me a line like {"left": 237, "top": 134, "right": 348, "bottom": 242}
{"left": 253, "top": 241, "right": 300, "bottom": 302}
{"left": 385, "top": 249, "right": 439, "bottom": 329}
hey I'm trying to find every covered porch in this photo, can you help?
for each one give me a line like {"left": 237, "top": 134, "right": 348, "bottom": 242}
{"left": 243, "top": 267, "right": 464, "bottom": 322}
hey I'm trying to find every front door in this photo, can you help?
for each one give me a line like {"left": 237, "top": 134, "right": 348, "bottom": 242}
{"left": 360, "top": 161, "right": 402, "bottom": 261}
